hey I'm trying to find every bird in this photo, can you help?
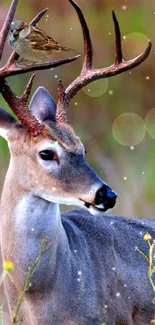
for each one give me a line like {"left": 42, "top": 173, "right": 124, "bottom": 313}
{"left": 8, "top": 20, "right": 76, "bottom": 63}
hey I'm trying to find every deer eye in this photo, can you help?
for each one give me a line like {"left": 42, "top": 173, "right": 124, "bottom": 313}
{"left": 39, "top": 150, "right": 56, "bottom": 161}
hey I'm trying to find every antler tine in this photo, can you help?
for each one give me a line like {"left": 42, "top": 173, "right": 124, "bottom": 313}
{"left": 31, "top": 8, "right": 49, "bottom": 26}
{"left": 69, "top": 0, "right": 93, "bottom": 72}
{"left": 112, "top": 10, "right": 122, "bottom": 64}
{"left": 56, "top": 80, "right": 68, "bottom": 123}
{"left": 1, "top": 55, "right": 80, "bottom": 78}
{"left": 56, "top": 1, "right": 152, "bottom": 118}
{"left": 0, "top": 76, "right": 44, "bottom": 136}
{"left": 0, "top": 0, "right": 19, "bottom": 60}
{"left": 21, "top": 74, "right": 35, "bottom": 103}
{"left": 56, "top": 0, "right": 94, "bottom": 120}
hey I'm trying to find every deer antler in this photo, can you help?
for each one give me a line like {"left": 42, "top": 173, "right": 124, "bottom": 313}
{"left": 0, "top": 0, "right": 80, "bottom": 135}
{"left": 0, "top": 0, "right": 152, "bottom": 134}
{"left": 56, "top": 0, "right": 152, "bottom": 123}
{"left": 0, "top": 75, "right": 45, "bottom": 136}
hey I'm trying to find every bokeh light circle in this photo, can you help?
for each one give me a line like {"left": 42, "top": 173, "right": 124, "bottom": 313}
{"left": 112, "top": 113, "right": 146, "bottom": 146}
{"left": 122, "top": 33, "right": 149, "bottom": 60}
{"left": 83, "top": 79, "right": 109, "bottom": 97}
{"left": 145, "top": 108, "right": 155, "bottom": 139}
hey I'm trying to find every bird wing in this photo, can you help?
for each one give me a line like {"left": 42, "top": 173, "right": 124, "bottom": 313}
{"left": 27, "top": 26, "right": 60, "bottom": 51}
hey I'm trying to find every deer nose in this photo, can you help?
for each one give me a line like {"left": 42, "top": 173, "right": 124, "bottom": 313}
{"left": 95, "top": 185, "right": 117, "bottom": 210}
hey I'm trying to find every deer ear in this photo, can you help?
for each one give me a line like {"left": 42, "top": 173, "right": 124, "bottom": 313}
{"left": 29, "top": 87, "right": 56, "bottom": 123}
{"left": 0, "top": 106, "right": 16, "bottom": 140}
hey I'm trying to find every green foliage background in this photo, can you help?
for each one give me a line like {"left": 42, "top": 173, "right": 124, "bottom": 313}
{"left": 0, "top": 0, "right": 155, "bottom": 218}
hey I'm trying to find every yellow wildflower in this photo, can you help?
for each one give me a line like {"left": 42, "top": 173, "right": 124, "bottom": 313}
{"left": 144, "top": 233, "right": 152, "bottom": 241}
{"left": 3, "top": 261, "right": 14, "bottom": 272}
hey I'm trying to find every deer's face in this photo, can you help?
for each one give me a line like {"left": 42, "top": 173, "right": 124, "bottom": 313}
{"left": 1, "top": 87, "right": 117, "bottom": 214}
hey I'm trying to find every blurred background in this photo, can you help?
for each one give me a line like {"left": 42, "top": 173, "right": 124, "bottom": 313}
{"left": 0, "top": 0, "right": 155, "bottom": 220}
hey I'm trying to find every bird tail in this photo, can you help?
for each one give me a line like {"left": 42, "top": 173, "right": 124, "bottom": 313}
{"left": 57, "top": 45, "right": 77, "bottom": 52}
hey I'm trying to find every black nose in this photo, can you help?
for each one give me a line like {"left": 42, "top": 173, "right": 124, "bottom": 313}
{"left": 95, "top": 185, "right": 117, "bottom": 210}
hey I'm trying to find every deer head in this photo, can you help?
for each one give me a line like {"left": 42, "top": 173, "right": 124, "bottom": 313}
{"left": 0, "top": 0, "right": 151, "bottom": 214}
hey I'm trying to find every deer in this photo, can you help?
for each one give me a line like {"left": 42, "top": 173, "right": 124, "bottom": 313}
{"left": 0, "top": 0, "right": 154, "bottom": 324}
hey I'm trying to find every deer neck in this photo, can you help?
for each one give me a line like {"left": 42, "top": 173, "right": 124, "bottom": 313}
{"left": 0, "top": 161, "right": 68, "bottom": 285}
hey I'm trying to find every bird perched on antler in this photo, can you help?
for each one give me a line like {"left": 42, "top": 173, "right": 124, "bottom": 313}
{"left": 8, "top": 20, "right": 75, "bottom": 63}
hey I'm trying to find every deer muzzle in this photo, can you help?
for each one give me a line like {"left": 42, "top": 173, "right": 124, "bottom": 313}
{"left": 95, "top": 185, "right": 117, "bottom": 211}
{"left": 82, "top": 184, "right": 117, "bottom": 214}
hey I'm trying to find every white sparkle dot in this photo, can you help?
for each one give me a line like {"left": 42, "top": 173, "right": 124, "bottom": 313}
{"left": 130, "top": 146, "right": 134, "bottom": 150}
{"left": 104, "top": 305, "right": 108, "bottom": 309}
{"left": 52, "top": 187, "right": 56, "bottom": 192}
{"left": 141, "top": 221, "right": 144, "bottom": 225}
{"left": 78, "top": 271, "right": 82, "bottom": 275}
{"left": 75, "top": 102, "right": 78, "bottom": 106}
{"left": 46, "top": 14, "right": 49, "bottom": 18}
{"left": 123, "top": 35, "right": 126, "bottom": 39}
{"left": 54, "top": 75, "right": 58, "bottom": 79}
{"left": 74, "top": 250, "right": 77, "bottom": 253}
{"left": 124, "top": 284, "right": 127, "bottom": 288}
{"left": 142, "top": 172, "right": 145, "bottom": 175}
{"left": 112, "top": 267, "right": 116, "bottom": 271}
{"left": 128, "top": 296, "right": 131, "bottom": 299}
{"left": 31, "top": 228, "right": 34, "bottom": 232}
{"left": 116, "top": 292, "right": 121, "bottom": 297}
{"left": 124, "top": 176, "right": 127, "bottom": 180}
{"left": 122, "top": 5, "right": 127, "bottom": 10}
{"left": 108, "top": 90, "right": 113, "bottom": 95}
{"left": 77, "top": 278, "right": 80, "bottom": 282}
{"left": 45, "top": 19, "right": 48, "bottom": 22}
{"left": 51, "top": 68, "right": 53, "bottom": 70}
{"left": 129, "top": 71, "right": 132, "bottom": 74}
{"left": 139, "top": 231, "right": 143, "bottom": 236}
{"left": 146, "top": 76, "right": 150, "bottom": 80}
{"left": 88, "top": 89, "right": 91, "bottom": 92}
{"left": 135, "top": 246, "right": 138, "bottom": 251}
{"left": 70, "top": 27, "right": 73, "bottom": 31}
{"left": 109, "top": 32, "right": 111, "bottom": 35}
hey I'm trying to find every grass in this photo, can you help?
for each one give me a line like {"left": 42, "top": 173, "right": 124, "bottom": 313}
{"left": 0, "top": 238, "right": 50, "bottom": 324}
